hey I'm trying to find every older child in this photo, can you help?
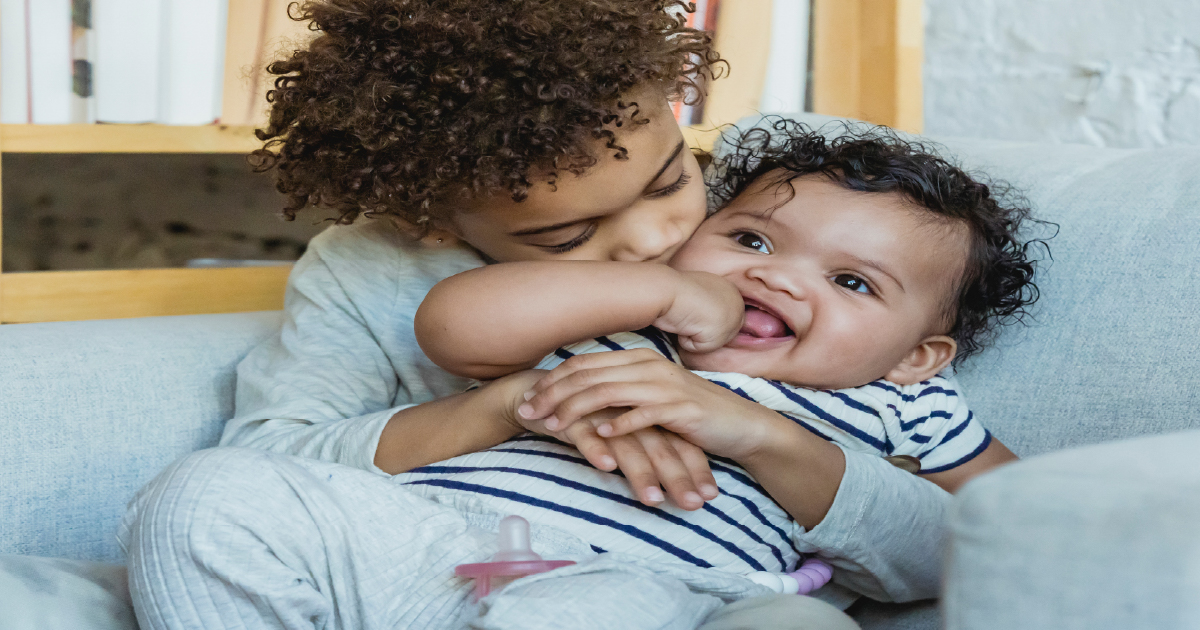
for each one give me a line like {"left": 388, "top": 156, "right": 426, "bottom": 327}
{"left": 413, "top": 120, "right": 1039, "bottom": 571}
{"left": 121, "top": 3, "right": 967, "bottom": 629}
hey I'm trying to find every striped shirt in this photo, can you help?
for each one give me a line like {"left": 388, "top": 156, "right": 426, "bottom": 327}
{"left": 397, "top": 329, "right": 989, "bottom": 575}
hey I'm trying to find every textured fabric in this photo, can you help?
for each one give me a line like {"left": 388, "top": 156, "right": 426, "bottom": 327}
{"left": 119, "top": 447, "right": 773, "bottom": 630}
{"left": 0, "top": 311, "right": 281, "bottom": 562}
{"left": 0, "top": 555, "right": 135, "bottom": 630}
{"left": 222, "top": 219, "right": 484, "bottom": 472}
{"left": 850, "top": 600, "right": 938, "bottom": 630}
{"left": 698, "top": 594, "right": 861, "bottom": 630}
{"left": 943, "top": 429, "right": 1200, "bottom": 630}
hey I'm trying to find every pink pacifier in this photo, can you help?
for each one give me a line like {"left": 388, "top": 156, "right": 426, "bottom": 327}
{"left": 455, "top": 515, "right": 576, "bottom": 601}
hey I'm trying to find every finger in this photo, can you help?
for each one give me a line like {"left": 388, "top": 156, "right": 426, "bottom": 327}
{"left": 596, "top": 402, "right": 700, "bottom": 437}
{"left": 664, "top": 433, "right": 719, "bottom": 500}
{"left": 607, "top": 435, "right": 667, "bottom": 506}
{"left": 562, "top": 422, "right": 617, "bottom": 472}
{"left": 632, "top": 428, "right": 705, "bottom": 511}
{"left": 530, "top": 349, "right": 664, "bottom": 396}
{"left": 539, "top": 381, "right": 672, "bottom": 426}
{"left": 523, "top": 361, "right": 680, "bottom": 422}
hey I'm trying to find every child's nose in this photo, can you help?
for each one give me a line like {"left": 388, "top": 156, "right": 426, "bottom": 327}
{"left": 613, "top": 219, "right": 685, "bottom": 262}
{"left": 747, "top": 264, "right": 807, "bottom": 301}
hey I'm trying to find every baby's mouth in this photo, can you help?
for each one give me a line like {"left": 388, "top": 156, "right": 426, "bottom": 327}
{"left": 739, "top": 303, "right": 794, "bottom": 339}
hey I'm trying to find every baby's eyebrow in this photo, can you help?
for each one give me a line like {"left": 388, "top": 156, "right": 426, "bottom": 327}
{"left": 849, "top": 254, "right": 905, "bottom": 292}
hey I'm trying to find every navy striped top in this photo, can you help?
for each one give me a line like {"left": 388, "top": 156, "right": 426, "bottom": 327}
{"left": 397, "top": 330, "right": 989, "bottom": 575}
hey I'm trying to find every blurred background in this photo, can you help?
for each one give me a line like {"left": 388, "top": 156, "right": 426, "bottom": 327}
{"left": 1, "top": 0, "right": 1198, "bottom": 274}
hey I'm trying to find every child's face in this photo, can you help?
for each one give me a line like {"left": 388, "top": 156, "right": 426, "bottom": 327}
{"left": 449, "top": 88, "right": 707, "bottom": 264}
{"left": 669, "top": 173, "right": 968, "bottom": 389}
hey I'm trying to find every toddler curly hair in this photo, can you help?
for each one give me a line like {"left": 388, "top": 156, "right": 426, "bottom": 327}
{"left": 708, "top": 118, "right": 1054, "bottom": 363}
{"left": 251, "top": 0, "right": 722, "bottom": 225}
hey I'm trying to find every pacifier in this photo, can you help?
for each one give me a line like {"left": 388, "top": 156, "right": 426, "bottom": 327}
{"left": 454, "top": 515, "right": 576, "bottom": 600}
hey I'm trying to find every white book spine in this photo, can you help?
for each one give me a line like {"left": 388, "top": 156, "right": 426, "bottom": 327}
{"left": 159, "top": 0, "right": 228, "bottom": 125}
{"left": 71, "top": 6, "right": 97, "bottom": 124}
{"left": 28, "top": 0, "right": 73, "bottom": 124}
{"left": 93, "top": 0, "right": 163, "bottom": 123}
{"left": 0, "top": 0, "right": 30, "bottom": 123}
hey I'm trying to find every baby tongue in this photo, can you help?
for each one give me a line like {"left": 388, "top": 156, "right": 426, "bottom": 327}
{"left": 740, "top": 307, "right": 789, "bottom": 338}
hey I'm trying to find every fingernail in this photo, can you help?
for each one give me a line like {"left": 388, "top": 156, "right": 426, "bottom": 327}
{"left": 523, "top": 390, "right": 535, "bottom": 401}
{"left": 684, "top": 492, "right": 703, "bottom": 506}
{"left": 700, "top": 484, "right": 719, "bottom": 499}
{"left": 599, "top": 456, "right": 616, "bottom": 470}
{"left": 645, "top": 487, "right": 664, "bottom": 503}
{"left": 544, "top": 414, "right": 559, "bottom": 430}
{"left": 597, "top": 423, "right": 613, "bottom": 437}
{"left": 517, "top": 403, "right": 534, "bottom": 419}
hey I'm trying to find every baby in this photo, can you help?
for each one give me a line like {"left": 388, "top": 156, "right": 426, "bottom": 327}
{"left": 408, "top": 121, "right": 1042, "bottom": 580}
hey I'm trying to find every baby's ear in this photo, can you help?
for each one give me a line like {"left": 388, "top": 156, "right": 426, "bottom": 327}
{"left": 885, "top": 336, "right": 957, "bottom": 385}
{"left": 387, "top": 215, "right": 462, "bottom": 248}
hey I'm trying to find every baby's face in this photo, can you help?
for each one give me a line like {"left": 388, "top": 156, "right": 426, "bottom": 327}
{"left": 669, "top": 173, "right": 968, "bottom": 389}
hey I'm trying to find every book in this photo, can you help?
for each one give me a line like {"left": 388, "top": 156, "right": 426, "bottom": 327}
{"left": 0, "top": 0, "right": 29, "bottom": 123}
{"left": 220, "top": 0, "right": 313, "bottom": 126}
{"left": 159, "top": 0, "right": 228, "bottom": 125}
{"left": 28, "top": 0, "right": 73, "bottom": 124}
{"left": 94, "top": 0, "right": 163, "bottom": 123}
{"left": 71, "top": 0, "right": 97, "bottom": 123}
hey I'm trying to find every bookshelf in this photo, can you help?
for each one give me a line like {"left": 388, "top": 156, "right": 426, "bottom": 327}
{"left": 0, "top": 0, "right": 923, "bottom": 325}
{"left": 0, "top": 124, "right": 288, "bottom": 324}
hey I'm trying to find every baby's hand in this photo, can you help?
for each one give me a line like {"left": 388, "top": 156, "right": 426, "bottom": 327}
{"left": 655, "top": 271, "right": 744, "bottom": 354}
{"left": 493, "top": 371, "right": 716, "bottom": 510}
{"left": 521, "top": 349, "right": 781, "bottom": 462}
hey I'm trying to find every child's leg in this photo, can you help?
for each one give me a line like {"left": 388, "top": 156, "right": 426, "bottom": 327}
{"left": 472, "top": 555, "right": 858, "bottom": 630}
{"left": 119, "top": 447, "right": 496, "bottom": 630}
{"left": 697, "top": 594, "right": 861, "bottom": 630}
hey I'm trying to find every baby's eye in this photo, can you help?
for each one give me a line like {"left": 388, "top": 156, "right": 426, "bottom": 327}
{"left": 833, "top": 274, "right": 872, "bottom": 294}
{"left": 734, "top": 232, "right": 770, "bottom": 253}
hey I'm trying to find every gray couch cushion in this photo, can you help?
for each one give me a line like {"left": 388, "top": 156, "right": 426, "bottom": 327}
{"left": 0, "top": 555, "right": 135, "bottom": 630}
{"left": 0, "top": 311, "right": 281, "bottom": 562}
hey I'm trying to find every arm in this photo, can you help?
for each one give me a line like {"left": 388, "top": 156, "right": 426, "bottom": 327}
{"left": 520, "top": 350, "right": 1013, "bottom": 601}
{"left": 414, "top": 261, "right": 743, "bottom": 379}
{"left": 222, "top": 221, "right": 501, "bottom": 473}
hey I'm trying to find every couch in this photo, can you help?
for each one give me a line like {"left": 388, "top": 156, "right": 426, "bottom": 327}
{"left": 3, "top": 113, "right": 1198, "bottom": 629}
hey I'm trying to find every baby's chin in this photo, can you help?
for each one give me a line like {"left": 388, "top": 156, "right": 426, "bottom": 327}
{"left": 678, "top": 347, "right": 782, "bottom": 381}
{"left": 679, "top": 347, "right": 865, "bottom": 390}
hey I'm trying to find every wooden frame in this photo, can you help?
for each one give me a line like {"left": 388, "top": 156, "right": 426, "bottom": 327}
{"left": 810, "top": 0, "right": 924, "bottom": 133}
{"left": 0, "top": 125, "right": 289, "bottom": 324}
{"left": 1, "top": 0, "right": 923, "bottom": 324}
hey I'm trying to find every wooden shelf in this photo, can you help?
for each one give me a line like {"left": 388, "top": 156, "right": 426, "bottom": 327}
{"left": 0, "top": 266, "right": 290, "bottom": 324}
{"left": 0, "top": 124, "right": 261, "bottom": 153}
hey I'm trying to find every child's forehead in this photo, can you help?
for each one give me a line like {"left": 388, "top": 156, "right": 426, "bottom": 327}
{"left": 710, "top": 171, "right": 971, "bottom": 281}
{"left": 716, "top": 171, "right": 920, "bottom": 223}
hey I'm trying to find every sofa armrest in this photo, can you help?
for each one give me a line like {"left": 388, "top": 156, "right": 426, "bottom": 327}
{"left": 944, "top": 429, "right": 1200, "bottom": 629}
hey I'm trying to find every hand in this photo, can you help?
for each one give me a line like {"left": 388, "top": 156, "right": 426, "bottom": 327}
{"left": 655, "top": 271, "right": 744, "bottom": 354}
{"left": 490, "top": 370, "right": 717, "bottom": 510}
{"left": 520, "top": 349, "right": 783, "bottom": 462}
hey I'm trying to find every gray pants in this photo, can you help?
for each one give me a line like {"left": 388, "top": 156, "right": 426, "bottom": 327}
{"left": 119, "top": 448, "right": 858, "bottom": 630}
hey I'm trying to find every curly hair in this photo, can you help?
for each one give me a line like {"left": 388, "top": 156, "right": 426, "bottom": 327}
{"left": 250, "top": 0, "right": 723, "bottom": 224}
{"left": 707, "top": 118, "right": 1054, "bottom": 363}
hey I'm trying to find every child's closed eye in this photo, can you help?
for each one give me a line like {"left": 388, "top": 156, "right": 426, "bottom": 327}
{"left": 645, "top": 170, "right": 692, "bottom": 200}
